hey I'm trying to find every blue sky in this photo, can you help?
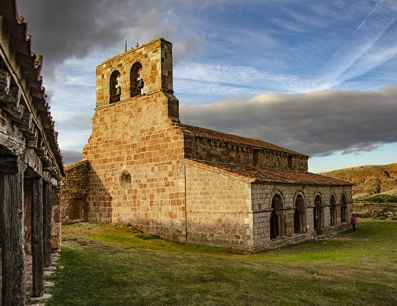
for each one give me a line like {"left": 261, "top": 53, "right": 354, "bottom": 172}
{"left": 21, "top": 0, "right": 397, "bottom": 172}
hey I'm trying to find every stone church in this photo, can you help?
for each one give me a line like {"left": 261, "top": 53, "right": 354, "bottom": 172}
{"left": 61, "top": 38, "right": 352, "bottom": 251}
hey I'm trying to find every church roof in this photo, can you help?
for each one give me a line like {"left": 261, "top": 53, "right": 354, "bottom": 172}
{"left": 187, "top": 159, "right": 352, "bottom": 186}
{"left": 181, "top": 124, "right": 307, "bottom": 157}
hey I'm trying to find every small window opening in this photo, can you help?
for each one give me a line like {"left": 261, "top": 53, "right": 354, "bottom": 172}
{"left": 120, "top": 171, "right": 132, "bottom": 189}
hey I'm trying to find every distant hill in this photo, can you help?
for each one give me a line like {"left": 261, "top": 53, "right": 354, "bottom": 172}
{"left": 322, "top": 163, "right": 397, "bottom": 199}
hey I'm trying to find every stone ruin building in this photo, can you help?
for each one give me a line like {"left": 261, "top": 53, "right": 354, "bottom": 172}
{"left": 0, "top": 1, "right": 63, "bottom": 305}
{"left": 61, "top": 38, "right": 352, "bottom": 252}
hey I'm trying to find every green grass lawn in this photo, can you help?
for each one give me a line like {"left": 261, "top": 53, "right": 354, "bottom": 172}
{"left": 47, "top": 220, "right": 397, "bottom": 306}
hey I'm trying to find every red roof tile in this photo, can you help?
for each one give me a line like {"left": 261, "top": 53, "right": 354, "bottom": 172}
{"left": 181, "top": 124, "right": 307, "bottom": 157}
{"left": 188, "top": 160, "right": 352, "bottom": 186}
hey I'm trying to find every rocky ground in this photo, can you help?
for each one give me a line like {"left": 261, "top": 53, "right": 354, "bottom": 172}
{"left": 323, "top": 163, "right": 397, "bottom": 198}
{"left": 25, "top": 254, "right": 33, "bottom": 298}
{"left": 0, "top": 249, "right": 59, "bottom": 306}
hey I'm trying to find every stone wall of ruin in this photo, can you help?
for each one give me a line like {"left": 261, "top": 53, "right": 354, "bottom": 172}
{"left": 184, "top": 134, "right": 308, "bottom": 172}
{"left": 185, "top": 160, "right": 254, "bottom": 250}
{"left": 60, "top": 160, "right": 90, "bottom": 223}
{"left": 251, "top": 183, "right": 353, "bottom": 251}
{"left": 354, "top": 202, "right": 397, "bottom": 220}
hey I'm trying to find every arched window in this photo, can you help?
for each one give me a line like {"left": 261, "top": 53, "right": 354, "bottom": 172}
{"left": 130, "top": 62, "right": 144, "bottom": 97}
{"left": 341, "top": 194, "right": 348, "bottom": 223}
{"left": 294, "top": 195, "right": 305, "bottom": 234}
{"left": 110, "top": 70, "right": 121, "bottom": 103}
{"left": 330, "top": 195, "right": 337, "bottom": 226}
{"left": 313, "top": 195, "right": 323, "bottom": 234}
{"left": 270, "top": 194, "right": 284, "bottom": 240}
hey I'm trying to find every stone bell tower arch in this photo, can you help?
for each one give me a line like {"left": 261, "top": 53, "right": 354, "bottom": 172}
{"left": 95, "top": 38, "right": 178, "bottom": 121}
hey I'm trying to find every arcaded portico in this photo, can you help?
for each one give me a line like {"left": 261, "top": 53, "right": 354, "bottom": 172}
{"left": 0, "top": 1, "right": 63, "bottom": 304}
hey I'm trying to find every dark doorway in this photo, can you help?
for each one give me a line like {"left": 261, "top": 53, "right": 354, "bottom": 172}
{"left": 313, "top": 195, "right": 323, "bottom": 235}
{"left": 330, "top": 195, "right": 337, "bottom": 226}
{"left": 270, "top": 194, "right": 284, "bottom": 240}
{"left": 294, "top": 195, "right": 305, "bottom": 234}
{"left": 69, "top": 199, "right": 88, "bottom": 221}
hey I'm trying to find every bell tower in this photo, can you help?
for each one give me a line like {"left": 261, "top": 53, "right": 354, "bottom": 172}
{"left": 83, "top": 38, "right": 185, "bottom": 227}
{"left": 95, "top": 38, "right": 178, "bottom": 120}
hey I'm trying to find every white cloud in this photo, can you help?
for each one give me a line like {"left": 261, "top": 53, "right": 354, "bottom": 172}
{"left": 181, "top": 87, "right": 397, "bottom": 156}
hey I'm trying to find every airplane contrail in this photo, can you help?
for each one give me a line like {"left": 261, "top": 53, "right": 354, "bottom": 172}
{"left": 354, "top": 0, "right": 384, "bottom": 33}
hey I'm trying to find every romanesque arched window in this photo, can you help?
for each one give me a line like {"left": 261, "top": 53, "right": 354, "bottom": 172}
{"left": 110, "top": 70, "right": 121, "bottom": 103}
{"left": 341, "top": 194, "right": 348, "bottom": 223}
{"left": 270, "top": 194, "right": 284, "bottom": 240}
{"left": 294, "top": 195, "right": 305, "bottom": 234}
{"left": 330, "top": 195, "right": 337, "bottom": 226}
{"left": 130, "top": 62, "right": 144, "bottom": 97}
{"left": 313, "top": 195, "right": 323, "bottom": 234}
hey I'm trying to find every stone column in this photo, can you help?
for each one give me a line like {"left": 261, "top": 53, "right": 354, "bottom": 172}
{"left": 0, "top": 158, "right": 26, "bottom": 306}
{"left": 323, "top": 206, "right": 331, "bottom": 228}
{"left": 335, "top": 205, "right": 339, "bottom": 226}
{"left": 43, "top": 182, "right": 52, "bottom": 267}
{"left": 306, "top": 206, "right": 314, "bottom": 234}
{"left": 285, "top": 209, "right": 295, "bottom": 237}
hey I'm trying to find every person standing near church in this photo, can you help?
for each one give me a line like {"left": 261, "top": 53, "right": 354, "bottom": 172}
{"left": 351, "top": 214, "right": 358, "bottom": 231}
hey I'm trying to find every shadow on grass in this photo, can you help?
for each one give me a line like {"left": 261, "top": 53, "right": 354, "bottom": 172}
{"left": 48, "top": 221, "right": 397, "bottom": 306}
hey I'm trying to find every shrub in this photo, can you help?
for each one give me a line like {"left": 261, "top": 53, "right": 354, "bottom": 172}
{"left": 358, "top": 194, "right": 397, "bottom": 203}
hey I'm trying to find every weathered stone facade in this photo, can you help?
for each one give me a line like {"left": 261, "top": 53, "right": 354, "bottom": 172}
{"left": 62, "top": 38, "right": 352, "bottom": 252}
{"left": 251, "top": 184, "right": 352, "bottom": 250}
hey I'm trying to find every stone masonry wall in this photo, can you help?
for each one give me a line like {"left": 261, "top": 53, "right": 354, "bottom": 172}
{"left": 251, "top": 183, "right": 353, "bottom": 251}
{"left": 185, "top": 160, "right": 254, "bottom": 250}
{"left": 60, "top": 160, "right": 90, "bottom": 223}
{"left": 83, "top": 92, "right": 186, "bottom": 241}
{"left": 184, "top": 133, "right": 308, "bottom": 172}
